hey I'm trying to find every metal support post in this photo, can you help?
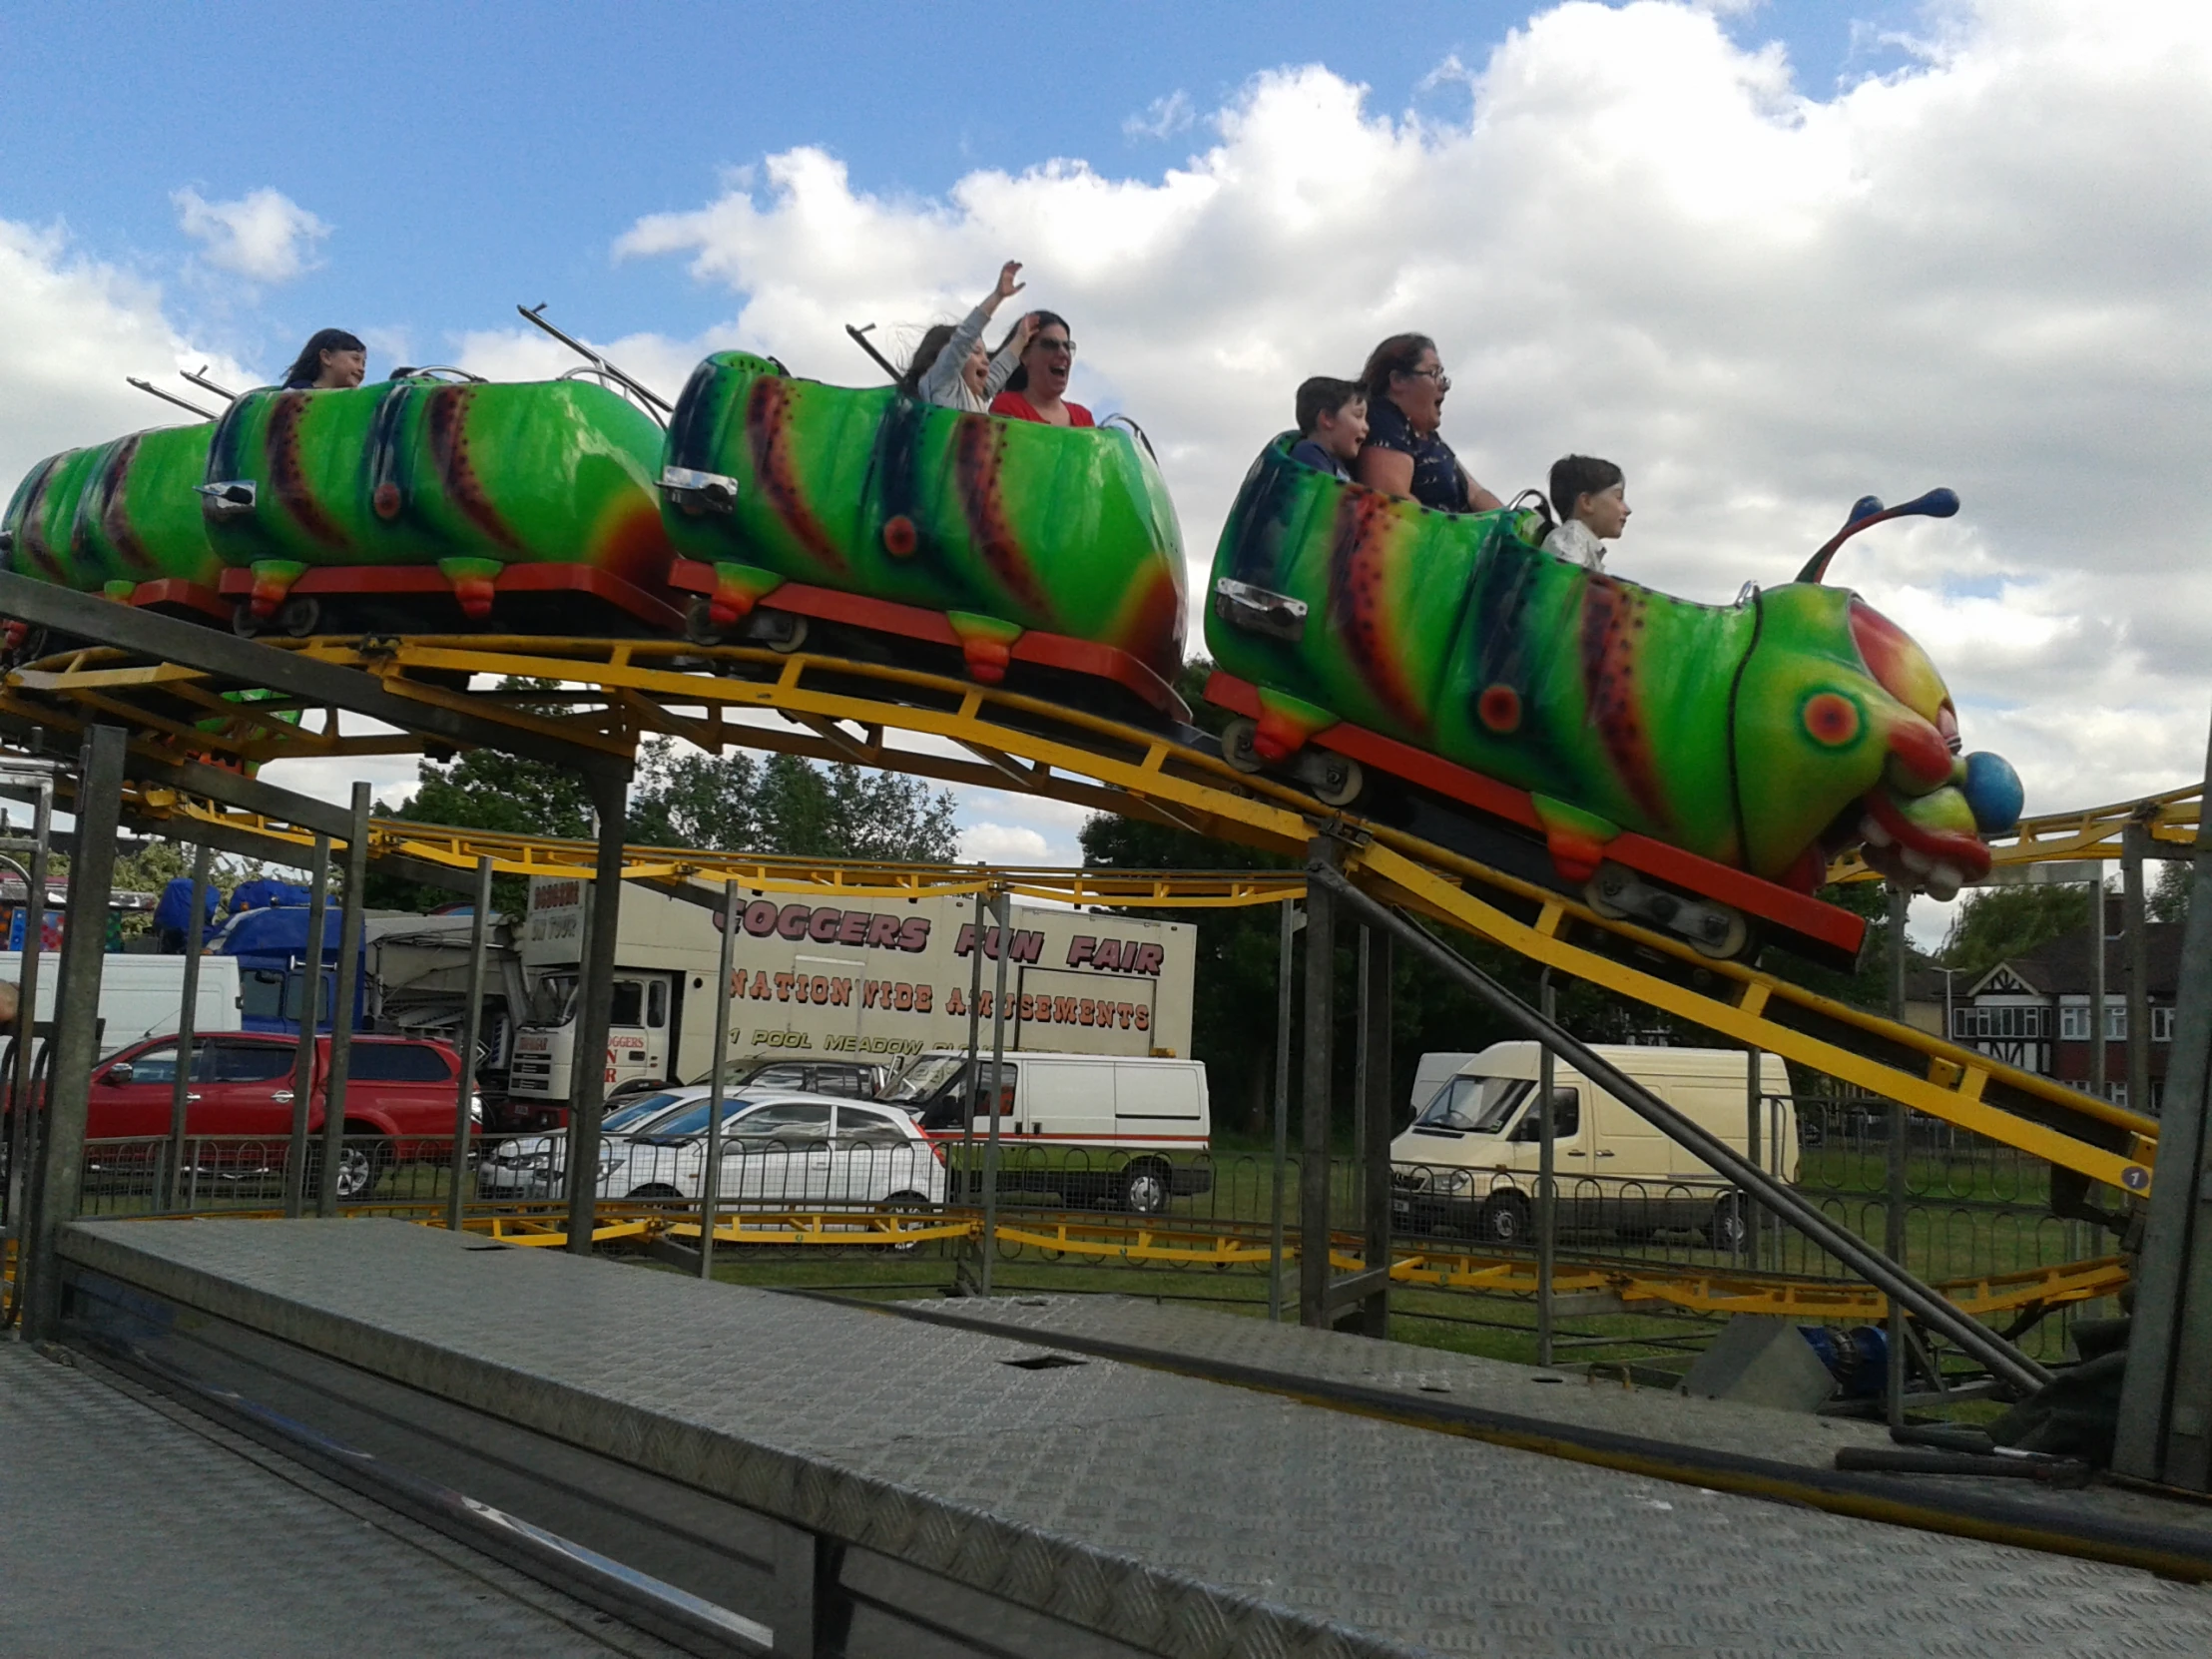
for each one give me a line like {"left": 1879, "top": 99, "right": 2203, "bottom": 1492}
{"left": 162, "top": 841, "right": 212, "bottom": 1211}
{"left": 2090, "top": 860, "right": 2108, "bottom": 1103}
{"left": 4, "top": 776, "right": 53, "bottom": 1254}
{"left": 1353, "top": 929, "right": 1370, "bottom": 1233}
{"left": 2114, "top": 703, "right": 2212, "bottom": 1487}
{"left": 445, "top": 856, "right": 494, "bottom": 1232}
{"left": 317, "top": 784, "right": 371, "bottom": 1216}
{"left": 282, "top": 834, "right": 329, "bottom": 1218}
{"left": 1359, "top": 927, "right": 1392, "bottom": 1338}
{"left": 2123, "top": 825, "right": 2151, "bottom": 1115}
{"left": 698, "top": 880, "right": 739, "bottom": 1277}
{"left": 956, "top": 887, "right": 986, "bottom": 1217}
{"left": 1887, "top": 882, "right": 1910, "bottom": 1426}
{"left": 20, "top": 725, "right": 125, "bottom": 1344}
{"left": 1743, "top": 1046, "right": 1763, "bottom": 1272}
{"left": 1268, "top": 896, "right": 1295, "bottom": 1323}
{"left": 1299, "top": 839, "right": 1340, "bottom": 1328}
{"left": 977, "top": 890, "right": 1012, "bottom": 1297}
{"left": 1308, "top": 858, "right": 2052, "bottom": 1394}
{"left": 1537, "top": 971, "right": 1557, "bottom": 1367}
{"left": 565, "top": 774, "right": 628, "bottom": 1255}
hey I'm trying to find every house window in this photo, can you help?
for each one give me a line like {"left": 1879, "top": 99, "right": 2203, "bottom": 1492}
{"left": 2106, "top": 1082, "right": 2128, "bottom": 1108}
{"left": 2153, "top": 1006, "right": 2175, "bottom": 1042}
{"left": 1956, "top": 1004, "right": 2048, "bottom": 1041}
{"left": 2059, "top": 1005, "right": 2088, "bottom": 1041}
{"left": 2104, "top": 1001, "right": 2127, "bottom": 1041}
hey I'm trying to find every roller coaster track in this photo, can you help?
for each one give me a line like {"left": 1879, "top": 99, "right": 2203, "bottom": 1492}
{"left": 0, "top": 632, "right": 2167, "bottom": 1197}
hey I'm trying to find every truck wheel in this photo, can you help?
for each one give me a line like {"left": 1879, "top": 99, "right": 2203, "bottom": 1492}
{"left": 1704, "top": 1193, "right": 1749, "bottom": 1253}
{"left": 1480, "top": 1191, "right": 1529, "bottom": 1246}
{"left": 1120, "top": 1160, "right": 1172, "bottom": 1216}
{"left": 332, "top": 1141, "right": 388, "bottom": 1204}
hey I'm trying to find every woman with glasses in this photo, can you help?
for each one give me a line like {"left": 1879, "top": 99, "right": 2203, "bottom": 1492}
{"left": 1353, "top": 333, "right": 1500, "bottom": 513}
{"left": 989, "top": 311, "right": 1093, "bottom": 428}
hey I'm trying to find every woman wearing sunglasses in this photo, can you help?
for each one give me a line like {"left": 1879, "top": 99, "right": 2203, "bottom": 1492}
{"left": 1353, "top": 332, "right": 1500, "bottom": 513}
{"left": 989, "top": 311, "right": 1093, "bottom": 428}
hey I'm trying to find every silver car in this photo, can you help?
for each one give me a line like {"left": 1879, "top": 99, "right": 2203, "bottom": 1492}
{"left": 607, "top": 1092, "right": 946, "bottom": 1210}
{"left": 476, "top": 1086, "right": 709, "bottom": 1199}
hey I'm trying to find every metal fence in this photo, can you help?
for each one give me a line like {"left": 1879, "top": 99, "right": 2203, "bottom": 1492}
{"left": 29, "top": 1089, "right": 2121, "bottom": 1381}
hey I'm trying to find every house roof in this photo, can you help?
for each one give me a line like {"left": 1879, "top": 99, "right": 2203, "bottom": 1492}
{"left": 1967, "top": 898, "right": 2187, "bottom": 999}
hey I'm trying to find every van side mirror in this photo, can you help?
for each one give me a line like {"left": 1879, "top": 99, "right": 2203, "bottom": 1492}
{"left": 103, "top": 1063, "right": 133, "bottom": 1086}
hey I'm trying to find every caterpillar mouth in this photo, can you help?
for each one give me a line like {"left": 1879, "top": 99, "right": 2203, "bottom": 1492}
{"left": 1858, "top": 787, "right": 1991, "bottom": 901}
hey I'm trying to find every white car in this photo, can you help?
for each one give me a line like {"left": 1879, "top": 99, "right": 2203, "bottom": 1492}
{"left": 606, "top": 1092, "right": 946, "bottom": 1210}
{"left": 477, "top": 1086, "right": 710, "bottom": 1199}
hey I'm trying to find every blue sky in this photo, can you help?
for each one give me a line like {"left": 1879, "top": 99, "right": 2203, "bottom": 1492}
{"left": 1, "top": 0, "right": 1924, "bottom": 377}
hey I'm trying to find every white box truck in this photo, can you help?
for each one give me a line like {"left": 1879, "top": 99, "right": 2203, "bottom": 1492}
{"left": 508, "top": 879, "right": 1197, "bottom": 1111}
{"left": 1390, "top": 1042, "right": 1794, "bottom": 1250}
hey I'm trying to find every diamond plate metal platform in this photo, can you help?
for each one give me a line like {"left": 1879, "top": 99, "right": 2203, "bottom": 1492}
{"left": 54, "top": 1219, "right": 2212, "bottom": 1657}
{"left": 0, "top": 1335, "right": 689, "bottom": 1659}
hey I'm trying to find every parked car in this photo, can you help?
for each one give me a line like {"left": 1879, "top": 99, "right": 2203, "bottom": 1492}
{"left": 606, "top": 1092, "right": 945, "bottom": 1210}
{"left": 77, "top": 1031, "right": 468, "bottom": 1202}
{"left": 475, "top": 1085, "right": 709, "bottom": 1199}
{"left": 683, "top": 1057, "right": 892, "bottom": 1099}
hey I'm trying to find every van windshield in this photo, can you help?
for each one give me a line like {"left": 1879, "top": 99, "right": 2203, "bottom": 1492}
{"left": 527, "top": 974, "right": 577, "bottom": 1025}
{"left": 888, "top": 1055, "right": 965, "bottom": 1101}
{"left": 1416, "top": 1075, "right": 1533, "bottom": 1134}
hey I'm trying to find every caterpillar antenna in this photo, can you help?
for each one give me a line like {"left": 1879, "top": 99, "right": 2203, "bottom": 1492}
{"left": 515, "top": 302, "right": 674, "bottom": 418}
{"left": 845, "top": 322, "right": 901, "bottom": 384}
{"left": 126, "top": 377, "right": 219, "bottom": 421}
{"left": 1796, "top": 487, "right": 1960, "bottom": 584}
{"left": 181, "top": 365, "right": 239, "bottom": 403}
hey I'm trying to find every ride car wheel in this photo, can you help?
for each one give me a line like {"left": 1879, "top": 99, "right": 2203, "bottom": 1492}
{"left": 1220, "top": 717, "right": 1265, "bottom": 774}
{"left": 1120, "top": 1160, "right": 1171, "bottom": 1216}
{"left": 1480, "top": 1190, "right": 1529, "bottom": 1246}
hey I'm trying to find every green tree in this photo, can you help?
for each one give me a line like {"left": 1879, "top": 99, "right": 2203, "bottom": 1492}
{"left": 627, "top": 741, "right": 958, "bottom": 861}
{"left": 1939, "top": 880, "right": 2094, "bottom": 981}
{"left": 2150, "top": 858, "right": 2196, "bottom": 927}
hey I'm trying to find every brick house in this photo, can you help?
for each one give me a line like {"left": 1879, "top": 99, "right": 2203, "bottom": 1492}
{"left": 1951, "top": 896, "right": 2182, "bottom": 1110}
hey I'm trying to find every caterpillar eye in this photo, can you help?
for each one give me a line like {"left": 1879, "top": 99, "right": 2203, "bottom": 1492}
{"left": 1802, "top": 692, "right": 1862, "bottom": 747}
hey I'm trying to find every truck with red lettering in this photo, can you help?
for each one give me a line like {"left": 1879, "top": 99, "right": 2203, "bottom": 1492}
{"left": 506, "top": 878, "right": 1196, "bottom": 1115}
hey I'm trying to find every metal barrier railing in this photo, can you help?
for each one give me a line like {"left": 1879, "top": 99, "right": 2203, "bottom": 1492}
{"left": 38, "top": 1112, "right": 2119, "bottom": 1381}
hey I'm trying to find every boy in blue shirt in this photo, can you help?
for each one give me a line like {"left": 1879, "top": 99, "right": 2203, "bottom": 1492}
{"left": 1288, "top": 377, "right": 1368, "bottom": 481}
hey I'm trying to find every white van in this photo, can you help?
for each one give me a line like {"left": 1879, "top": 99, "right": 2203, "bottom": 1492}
{"left": 0, "top": 952, "right": 243, "bottom": 1061}
{"left": 894, "top": 1049, "right": 1211, "bottom": 1214}
{"left": 1390, "top": 1043, "right": 1793, "bottom": 1249}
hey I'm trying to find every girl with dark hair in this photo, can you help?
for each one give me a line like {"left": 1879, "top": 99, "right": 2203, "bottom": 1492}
{"left": 901, "top": 261, "right": 1036, "bottom": 412}
{"left": 990, "top": 311, "right": 1091, "bottom": 427}
{"left": 279, "top": 328, "right": 367, "bottom": 390}
{"left": 1353, "top": 332, "right": 1498, "bottom": 513}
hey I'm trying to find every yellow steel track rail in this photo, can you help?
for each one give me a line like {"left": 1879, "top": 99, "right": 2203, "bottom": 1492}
{"left": 0, "top": 633, "right": 2163, "bottom": 1194}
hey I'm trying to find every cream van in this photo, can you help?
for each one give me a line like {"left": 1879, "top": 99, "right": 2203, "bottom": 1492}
{"left": 1389, "top": 1043, "right": 1793, "bottom": 1249}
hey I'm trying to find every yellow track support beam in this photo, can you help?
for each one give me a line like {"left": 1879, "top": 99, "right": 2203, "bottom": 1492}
{"left": 0, "top": 634, "right": 2166, "bottom": 1193}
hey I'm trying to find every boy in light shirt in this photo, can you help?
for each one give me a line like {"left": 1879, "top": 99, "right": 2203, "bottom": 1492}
{"left": 1543, "top": 454, "right": 1630, "bottom": 570}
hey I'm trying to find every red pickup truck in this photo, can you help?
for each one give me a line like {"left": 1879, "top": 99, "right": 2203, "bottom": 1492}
{"left": 83, "top": 1031, "right": 467, "bottom": 1201}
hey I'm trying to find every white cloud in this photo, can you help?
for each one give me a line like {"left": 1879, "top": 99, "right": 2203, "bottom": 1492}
{"left": 0, "top": 220, "right": 254, "bottom": 483}
{"left": 1124, "top": 90, "right": 1195, "bottom": 142}
{"left": 958, "top": 823, "right": 1054, "bottom": 864}
{"left": 173, "top": 186, "right": 329, "bottom": 283}
{"left": 607, "top": 0, "right": 2212, "bottom": 826}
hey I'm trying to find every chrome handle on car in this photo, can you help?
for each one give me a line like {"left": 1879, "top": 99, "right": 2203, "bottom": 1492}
{"left": 185, "top": 1092, "right": 202, "bottom": 1103}
{"left": 272, "top": 1089, "right": 294, "bottom": 1103}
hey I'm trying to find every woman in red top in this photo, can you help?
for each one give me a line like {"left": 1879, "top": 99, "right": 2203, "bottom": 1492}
{"left": 988, "top": 312, "right": 1092, "bottom": 427}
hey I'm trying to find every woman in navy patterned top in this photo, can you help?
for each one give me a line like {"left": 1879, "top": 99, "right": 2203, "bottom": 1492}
{"left": 1353, "top": 333, "right": 1500, "bottom": 514}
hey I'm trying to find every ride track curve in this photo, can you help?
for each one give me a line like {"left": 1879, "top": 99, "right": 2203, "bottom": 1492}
{"left": 0, "top": 622, "right": 2171, "bottom": 1201}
